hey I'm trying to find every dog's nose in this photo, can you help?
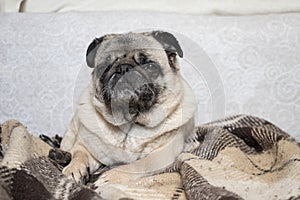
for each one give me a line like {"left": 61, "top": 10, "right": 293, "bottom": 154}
{"left": 116, "top": 64, "right": 133, "bottom": 75}
{"left": 139, "top": 86, "right": 154, "bottom": 102}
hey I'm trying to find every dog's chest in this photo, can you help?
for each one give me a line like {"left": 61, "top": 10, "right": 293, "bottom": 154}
{"left": 77, "top": 123, "right": 177, "bottom": 166}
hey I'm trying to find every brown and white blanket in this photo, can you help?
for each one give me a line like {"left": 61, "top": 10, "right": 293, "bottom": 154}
{"left": 0, "top": 115, "right": 299, "bottom": 200}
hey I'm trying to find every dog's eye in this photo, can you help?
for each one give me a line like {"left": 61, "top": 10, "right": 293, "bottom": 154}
{"left": 143, "top": 63, "right": 157, "bottom": 71}
{"left": 142, "top": 63, "right": 160, "bottom": 78}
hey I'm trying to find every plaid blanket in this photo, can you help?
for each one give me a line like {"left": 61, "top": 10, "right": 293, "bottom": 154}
{"left": 1, "top": 115, "right": 299, "bottom": 200}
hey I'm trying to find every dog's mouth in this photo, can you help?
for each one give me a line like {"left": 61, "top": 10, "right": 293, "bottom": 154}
{"left": 128, "top": 83, "right": 158, "bottom": 116}
{"left": 99, "top": 62, "right": 160, "bottom": 119}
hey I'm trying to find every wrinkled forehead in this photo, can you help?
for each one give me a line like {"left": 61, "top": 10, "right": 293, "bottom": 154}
{"left": 100, "top": 33, "right": 163, "bottom": 53}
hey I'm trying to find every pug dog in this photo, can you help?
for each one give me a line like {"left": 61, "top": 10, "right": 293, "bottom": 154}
{"left": 60, "top": 31, "right": 197, "bottom": 183}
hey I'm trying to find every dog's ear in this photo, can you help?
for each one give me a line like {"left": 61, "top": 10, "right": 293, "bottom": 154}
{"left": 151, "top": 31, "right": 183, "bottom": 58}
{"left": 86, "top": 36, "right": 105, "bottom": 68}
{"left": 151, "top": 31, "right": 183, "bottom": 71}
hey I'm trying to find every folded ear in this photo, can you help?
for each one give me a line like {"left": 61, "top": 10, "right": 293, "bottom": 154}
{"left": 86, "top": 36, "right": 105, "bottom": 68}
{"left": 151, "top": 31, "right": 183, "bottom": 58}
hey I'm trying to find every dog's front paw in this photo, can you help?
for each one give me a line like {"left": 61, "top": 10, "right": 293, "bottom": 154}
{"left": 94, "top": 169, "right": 133, "bottom": 199}
{"left": 62, "top": 159, "right": 89, "bottom": 184}
{"left": 95, "top": 182, "right": 131, "bottom": 199}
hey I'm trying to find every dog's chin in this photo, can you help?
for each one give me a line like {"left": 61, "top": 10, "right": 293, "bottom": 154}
{"left": 110, "top": 96, "right": 155, "bottom": 124}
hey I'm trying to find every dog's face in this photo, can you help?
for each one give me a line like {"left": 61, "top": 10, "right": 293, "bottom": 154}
{"left": 86, "top": 31, "right": 184, "bottom": 127}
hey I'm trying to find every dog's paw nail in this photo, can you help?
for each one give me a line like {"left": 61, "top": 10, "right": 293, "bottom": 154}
{"left": 101, "top": 174, "right": 107, "bottom": 178}
{"left": 94, "top": 178, "right": 108, "bottom": 187}
{"left": 62, "top": 162, "right": 89, "bottom": 184}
